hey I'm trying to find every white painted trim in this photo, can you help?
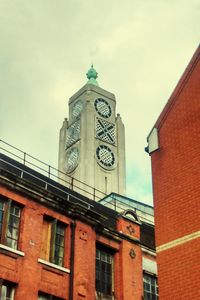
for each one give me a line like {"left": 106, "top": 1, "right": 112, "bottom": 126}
{"left": 147, "top": 127, "right": 159, "bottom": 153}
{"left": 0, "top": 244, "right": 25, "bottom": 256}
{"left": 38, "top": 258, "right": 70, "bottom": 273}
{"left": 142, "top": 247, "right": 156, "bottom": 257}
{"left": 142, "top": 256, "right": 157, "bottom": 275}
{"left": 156, "top": 231, "right": 200, "bottom": 253}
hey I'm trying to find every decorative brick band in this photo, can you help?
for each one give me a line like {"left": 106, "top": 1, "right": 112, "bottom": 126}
{"left": 156, "top": 231, "right": 200, "bottom": 253}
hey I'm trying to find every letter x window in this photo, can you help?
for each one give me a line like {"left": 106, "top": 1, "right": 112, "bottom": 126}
{"left": 0, "top": 196, "right": 21, "bottom": 250}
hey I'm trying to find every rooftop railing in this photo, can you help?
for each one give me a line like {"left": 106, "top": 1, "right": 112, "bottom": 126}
{"left": 0, "top": 139, "right": 106, "bottom": 202}
{"left": 0, "top": 139, "right": 153, "bottom": 223}
{"left": 100, "top": 195, "right": 154, "bottom": 224}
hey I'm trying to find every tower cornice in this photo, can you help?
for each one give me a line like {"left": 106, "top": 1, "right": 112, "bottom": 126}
{"left": 69, "top": 83, "right": 116, "bottom": 104}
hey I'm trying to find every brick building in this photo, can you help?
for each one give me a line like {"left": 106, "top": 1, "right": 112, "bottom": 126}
{"left": 0, "top": 143, "right": 156, "bottom": 300}
{"left": 146, "top": 45, "right": 200, "bottom": 299}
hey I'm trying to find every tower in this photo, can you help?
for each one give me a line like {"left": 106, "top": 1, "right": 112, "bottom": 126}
{"left": 58, "top": 66, "right": 126, "bottom": 199}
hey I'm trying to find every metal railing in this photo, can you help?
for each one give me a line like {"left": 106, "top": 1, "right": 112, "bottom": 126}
{"left": 0, "top": 139, "right": 106, "bottom": 201}
{"left": 100, "top": 195, "right": 154, "bottom": 224}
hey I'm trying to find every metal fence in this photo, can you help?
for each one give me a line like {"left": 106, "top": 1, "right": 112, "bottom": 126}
{"left": 0, "top": 139, "right": 106, "bottom": 201}
{"left": 100, "top": 195, "right": 154, "bottom": 224}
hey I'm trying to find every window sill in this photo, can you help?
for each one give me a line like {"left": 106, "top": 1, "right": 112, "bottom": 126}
{"left": 0, "top": 244, "right": 25, "bottom": 257}
{"left": 38, "top": 258, "right": 70, "bottom": 274}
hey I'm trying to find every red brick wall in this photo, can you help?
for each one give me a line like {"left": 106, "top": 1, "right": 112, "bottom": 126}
{"left": 73, "top": 221, "right": 96, "bottom": 300}
{"left": 0, "top": 184, "right": 145, "bottom": 299}
{"left": 150, "top": 46, "right": 200, "bottom": 299}
{"left": 152, "top": 56, "right": 200, "bottom": 245}
{"left": 0, "top": 185, "right": 70, "bottom": 299}
{"left": 157, "top": 239, "right": 200, "bottom": 300}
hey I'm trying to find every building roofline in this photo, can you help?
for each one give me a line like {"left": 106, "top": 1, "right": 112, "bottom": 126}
{"left": 100, "top": 192, "right": 154, "bottom": 209}
{"left": 149, "top": 44, "right": 200, "bottom": 134}
{"left": 0, "top": 153, "right": 118, "bottom": 227}
{"left": 0, "top": 152, "right": 155, "bottom": 251}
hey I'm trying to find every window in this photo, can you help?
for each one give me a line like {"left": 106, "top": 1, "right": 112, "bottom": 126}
{"left": 41, "top": 216, "right": 65, "bottom": 266}
{"left": 96, "top": 247, "right": 113, "bottom": 300}
{"left": 0, "top": 281, "right": 15, "bottom": 300}
{"left": 38, "top": 292, "right": 63, "bottom": 300}
{"left": 0, "top": 196, "right": 21, "bottom": 250}
{"left": 143, "top": 273, "right": 159, "bottom": 300}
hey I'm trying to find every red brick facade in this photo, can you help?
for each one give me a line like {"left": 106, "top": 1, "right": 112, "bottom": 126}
{"left": 149, "top": 45, "right": 200, "bottom": 299}
{"left": 0, "top": 153, "right": 156, "bottom": 299}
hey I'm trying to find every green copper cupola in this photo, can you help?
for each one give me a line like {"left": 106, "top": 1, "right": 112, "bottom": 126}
{"left": 86, "top": 64, "right": 99, "bottom": 86}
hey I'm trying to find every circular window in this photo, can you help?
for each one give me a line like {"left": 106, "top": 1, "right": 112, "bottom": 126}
{"left": 94, "top": 98, "right": 112, "bottom": 118}
{"left": 96, "top": 145, "right": 115, "bottom": 169}
{"left": 66, "top": 147, "right": 79, "bottom": 173}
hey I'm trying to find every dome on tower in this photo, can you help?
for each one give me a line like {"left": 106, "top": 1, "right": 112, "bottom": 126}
{"left": 86, "top": 65, "right": 99, "bottom": 86}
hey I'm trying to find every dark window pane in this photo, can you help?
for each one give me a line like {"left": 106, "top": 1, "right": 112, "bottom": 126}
{"left": 55, "top": 234, "right": 64, "bottom": 246}
{"left": 6, "top": 203, "right": 21, "bottom": 249}
{"left": 53, "top": 222, "right": 65, "bottom": 266}
{"left": 56, "top": 225, "right": 64, "bottom": 235}
{"left": 143, "top": 274, "right": 159, "bottom": 300}
{"left": 0, "top": 200, "right": 4, "bottom": 209}
{"left": 96, "top": 249, "right": 100, "bottom": 259}
{"left": 1, "top": 284, "right": 14, "bottom": 300}
{"left": 95, "top": 248, "right": 113, "bottom": 297}
{"left": 38, "top": 293, "right": 64, "bottom": 300}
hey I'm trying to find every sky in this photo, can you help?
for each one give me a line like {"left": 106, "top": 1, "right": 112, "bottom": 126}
{"left": 0, "top": 0, "right": 199, "bottom": 205}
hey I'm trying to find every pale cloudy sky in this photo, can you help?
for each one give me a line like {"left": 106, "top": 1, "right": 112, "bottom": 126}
{"left": 0, "top": 0, "right": 199, "bottom": 205}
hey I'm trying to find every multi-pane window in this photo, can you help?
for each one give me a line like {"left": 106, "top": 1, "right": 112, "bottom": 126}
{"left": 41, "top": 216, "right": 65, "bottom": 266}
{"left": 0, "top": 196, "right": 21, "bottom": 250}
{"left": 143, "top": 273, "right": 159, "bottom": 300}
{"left": 38, "top": 292, "right": 63, "bottom": 300}
{"left": 54, "top": 222, "right": 65, "bottom": 265}
{"left": 96, "top": 248, "right": 113, "bottom": 300}
{"left": 0, "top": 282, "right": 15, "bottom": 300}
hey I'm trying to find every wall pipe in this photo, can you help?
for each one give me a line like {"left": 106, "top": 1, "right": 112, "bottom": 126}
{"left": 69, "top": 221, "right": 76, "bottom": 300}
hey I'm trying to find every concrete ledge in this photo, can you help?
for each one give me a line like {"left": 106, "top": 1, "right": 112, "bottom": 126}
{"left": 0, "top": 243, "right": 25, "bottom": 256}
{"left": 38, "top": 258, "right": 70, "bottom": 273}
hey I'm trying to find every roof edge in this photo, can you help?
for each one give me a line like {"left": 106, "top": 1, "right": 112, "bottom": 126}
{"left": 152, "top": 44, "right": 200, "bottom": 131}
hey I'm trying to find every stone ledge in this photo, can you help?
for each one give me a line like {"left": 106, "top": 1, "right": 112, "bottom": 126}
{"left": 38, "top": 258, "right": 70, "bottom": 274}
{"left": 0, "top": 243, "right": 25, "bottom": 257}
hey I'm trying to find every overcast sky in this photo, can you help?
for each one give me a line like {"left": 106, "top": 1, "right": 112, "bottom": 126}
{"left": 0, "top": 0, "right": 199, "bottom": 205}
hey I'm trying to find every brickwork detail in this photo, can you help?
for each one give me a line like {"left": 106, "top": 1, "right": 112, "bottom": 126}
{"left": 79, "top": 229, "right": 88, "bottom": 242}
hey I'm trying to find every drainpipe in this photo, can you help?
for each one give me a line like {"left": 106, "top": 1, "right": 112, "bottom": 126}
{"left": 69, "top": 221, "right": 76, "bottom": 300}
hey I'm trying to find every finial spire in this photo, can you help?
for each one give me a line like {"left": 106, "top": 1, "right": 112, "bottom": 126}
{"left": 86, "top": 65, "right": 99, "bottom": 86}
